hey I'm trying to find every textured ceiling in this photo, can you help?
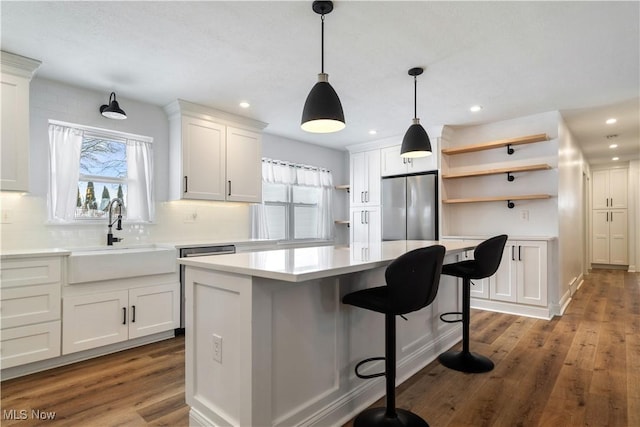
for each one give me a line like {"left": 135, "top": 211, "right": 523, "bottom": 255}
{"left": 1, "top": 1, "right": 638, "bottom": 164}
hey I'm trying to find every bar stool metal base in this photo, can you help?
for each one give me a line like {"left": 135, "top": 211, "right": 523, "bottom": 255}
{"left": 353, "top": 407, "right": 429, "bottom": 427}
{"left": 438, "top": 349, "right": 494, "bottom": 373}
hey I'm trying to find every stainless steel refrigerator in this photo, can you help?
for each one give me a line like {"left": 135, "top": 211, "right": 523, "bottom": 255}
{"left": 382, "top": 172, "right": 438, "bottom": 241}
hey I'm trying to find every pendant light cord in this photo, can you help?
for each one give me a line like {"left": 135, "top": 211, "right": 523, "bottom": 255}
{"left": 321, "top": 14, "right": 325, "bottom": 73}
{"left": 413, "top": 75, "right": 417, "bottom": 119}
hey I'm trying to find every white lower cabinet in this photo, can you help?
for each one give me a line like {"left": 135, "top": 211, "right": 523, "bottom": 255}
{"left": 0, "top": 255, "right": 63, "bottom": 369}
{"left": 63, "top": 283, "right": 179, "bottom": 354}
{"left": 491, "top": 240, "right": 547, "bottom": 307}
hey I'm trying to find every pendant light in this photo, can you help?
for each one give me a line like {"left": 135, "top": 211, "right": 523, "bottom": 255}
{"left": 100, "top": 92, "right": 127, "bottom": 120}
{"left": 301, "top": 1, "right": 345, "bottom": 133}
{"left": 400, "top": 67, "right": 432, "bottom": 158}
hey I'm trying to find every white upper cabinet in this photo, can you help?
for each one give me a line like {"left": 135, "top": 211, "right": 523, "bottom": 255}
{"left": 226, "top": 126, "right": 262, "bottom": 203}
{"left": 0, "top": 51, "right": 41, "bottom": 192}
{"left": 165, "top": 100, "right": 267, "bottom": 202}
{"left": 592, "top": 168, "right": 627, "bottom": 209}
{"left": 380, "top": 142, "right": 438, "bottom": 177}
{"left": 350, "top": 149, "right": 380, "bottom": 206}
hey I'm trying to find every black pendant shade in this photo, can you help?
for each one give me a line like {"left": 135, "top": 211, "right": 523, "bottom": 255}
{"left": 400, "top": 67, "right": 432, "bottom": 158}
{"left": 301, "top": 73, "right": 345, "bottom": 133}
{"left": 301, "top": 1, "right": 345, "bottom": 133}
{"left": 100, "top": 92, "right": 127, "bottom": 120}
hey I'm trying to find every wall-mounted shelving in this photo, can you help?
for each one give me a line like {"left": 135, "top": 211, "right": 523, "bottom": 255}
{"left": 443, "top": 194, "right": 552, "bottom": 209}
{"left": 442, "top": 164, "right": 552, "bottom": 180}
{"left": 335, "top": 184, "right": 350, "bottom": 192}
{"left": 334, "top": 220, "right": 350, "bottom": 227}
{"left": 441, "top": 133, "right": 549, "bottom": 156}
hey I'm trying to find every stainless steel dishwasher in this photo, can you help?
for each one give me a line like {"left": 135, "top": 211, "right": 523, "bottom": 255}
{"left": 178, "top": 245, "right": 236, "bottom": 332}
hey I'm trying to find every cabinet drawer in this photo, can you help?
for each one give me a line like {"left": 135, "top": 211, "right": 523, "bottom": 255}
{"left": 1, "top": 283, "right": 61, "bottom": 328}
{"left": 0, "top": 257, "right": 62, "bottom": 287}
{"left": 0, "top": 321, "right": 61, "bottom": 369}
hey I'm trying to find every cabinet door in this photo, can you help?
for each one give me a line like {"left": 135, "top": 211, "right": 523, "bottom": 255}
{"left": 380, "top": 145, "right": 407, "bottom": 177}
{"left": 490, "top": 243, "right": 517, "bottom": 302}
{"left": 407, "top": 137, "right": 438, "bottom": 173}
{"left": 366, "top": 150, "right": 381, "bottom": 205}
{"left": 609, "top": 169, "right": 627, "bottom": 209}
{"left": 350, "top": 150, "right": 381, "bottom": 206}
{"left": 62, "top": 291, "right": 129, "bottom": 354}
{"left": 609, "top": 209, "right": 628, "bottom": 265}
{"left": 226, "top": 126, "right": 262, "bottom": 203}
{"left": 591, "top": 210, "right": 610, "bottom": 263}
{"left": 516, "top": 241, "right": 547, "bottom": 306}
{"left": 366, "top": 206, "right": 381, "bottom": 243}
{"left": 350, "top": 152, "right": 367, "bottom": 206}
{"left": 1, "top": 73, "right": 30, "bottom": 191}
{"left": 128, "top": 284, "right": 180, "bottom": 339}
{"left": 592, "top": 170, "right": 609, "bottom": 210}
{"left": 0, "top": 321, "right": 61, "bottom": 369}
{"left": 182, "top": 117, "right": 226, "bottom": 200}
{"left": 350, "top": 209, "right": 368, "bottom": 245}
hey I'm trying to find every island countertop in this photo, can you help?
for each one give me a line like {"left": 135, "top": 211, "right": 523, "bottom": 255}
{"left": 178, "top": 239, "right": 474, "bottom": 282}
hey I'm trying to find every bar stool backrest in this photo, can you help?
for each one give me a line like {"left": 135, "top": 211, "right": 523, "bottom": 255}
{"left": 384, "top": 245, "right": 446, "bottom": 315}
{"left": 473, "top": 234, "right": 508, "bottom": 278}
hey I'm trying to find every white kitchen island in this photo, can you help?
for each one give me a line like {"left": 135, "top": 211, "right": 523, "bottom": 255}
{"left": 179, "top": 240, "right": 475, "bottom": 427}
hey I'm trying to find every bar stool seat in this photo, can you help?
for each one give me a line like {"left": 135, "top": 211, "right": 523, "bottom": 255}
{"left": 342, "top": 244, "right": 446, "bottom": 427}
{"left": 438, "top": 235, "right": 508, "bottom": 373}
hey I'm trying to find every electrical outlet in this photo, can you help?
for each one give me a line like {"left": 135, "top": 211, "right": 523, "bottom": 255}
{"left": 184, "top": 211, "right": 197, "bottom": 223}
{"left": 1, "top": 210, "right": 13, "bottom": 224}
{"left": 520, "top": 210, "right": 529, "bottom": 221}
{"left": 212, "top": 334, "right": 222, "bottom": 363}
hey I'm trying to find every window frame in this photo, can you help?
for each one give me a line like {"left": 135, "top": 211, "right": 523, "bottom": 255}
{"left": 262, "top": 183, "right": 322, "bottom": 242}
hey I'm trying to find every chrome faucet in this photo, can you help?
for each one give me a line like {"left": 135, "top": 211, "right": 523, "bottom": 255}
{"left": 106, "top": 198, "right": 124, "bottom": 246}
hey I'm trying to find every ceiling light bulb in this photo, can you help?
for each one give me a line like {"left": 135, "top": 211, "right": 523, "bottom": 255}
{"left": 470, "top": 105, "right": 483, "bottom": 112}
{"left": 606, "top": 118, "right": 617, "bottom": 125}
{"left": 612, "top": 157, "right": 619, "bottom": 161}
{"left": 239, "top": 101, "right": 250, "bottom": 108}
{"left": 609, "top": 144, "right": 618, "bottom": 149}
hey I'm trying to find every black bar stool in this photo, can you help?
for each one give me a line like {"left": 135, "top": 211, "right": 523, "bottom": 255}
{"left": 437, "top": 234, "right": 508, "bottom": 373}
{"left": 342, "top": 245, "right": 446, "bottom": 427}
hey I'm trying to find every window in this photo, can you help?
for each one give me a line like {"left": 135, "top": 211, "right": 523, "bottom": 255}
{"left": 253, "top": 159, "right": 333, "bottom": 241}
{"left": 76, "top": 134, "right": 128, "bottom": 219}
{"left": 48, "top": 121, "right": 154, "bottom": 223}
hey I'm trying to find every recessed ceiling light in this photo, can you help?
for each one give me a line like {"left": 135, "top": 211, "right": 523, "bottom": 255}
{"left": 606, "top": 118, "right": 617, "bottom": 125}
{"left": 368, "top": 130, "right": 377, "bottom": 135}
{"left": 470, "top": 105, "right": 483, "bottom": 112}
{"left": 612, "top": 157, "right": 619, "bottom": 161}
{"left": 239, "top": 101, "right": 250, "bottom": 108}
{"left": 609, "top": 144, "right": 618, "bottom": 149}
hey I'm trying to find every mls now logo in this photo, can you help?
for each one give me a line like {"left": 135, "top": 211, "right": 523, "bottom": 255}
{"left": 3, "top": 409, "right": 28, "bottom": 420}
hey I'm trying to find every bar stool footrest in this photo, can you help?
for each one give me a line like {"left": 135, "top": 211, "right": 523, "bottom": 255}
{"left": 353, "top": 407, "right": 429, "bottom": 427}
{"left": 439, "top": 311, "right": 463, "bottom": 323}
{"left": 355, "top": 356, "right": 385, "bottom": 379}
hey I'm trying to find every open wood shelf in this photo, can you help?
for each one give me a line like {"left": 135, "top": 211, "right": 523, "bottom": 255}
{"left": 441, "top": 134, "right": 549, "bottom": 155}
{"left": 334, "top": 220, "right": 350, "bottom": 226}
{"left": 335, "top": 184, "right": 350, "bottom": 192}
{"left": 443, "top": 194, "right": 552, "bottom": 208}
{"left": 442, "top": 163, "right": 552, "bottom": 179}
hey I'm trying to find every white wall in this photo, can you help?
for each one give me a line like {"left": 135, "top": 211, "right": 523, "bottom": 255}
{"left": 0, "top": 78, "right": 348, "bottom": 250}
{"left": 557, "top": 116, "right": 589, "bottom": 302}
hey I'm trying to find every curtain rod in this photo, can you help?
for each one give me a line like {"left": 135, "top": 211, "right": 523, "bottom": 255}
{"left": 262, "top": 158, "right": 330, "bottom": 173}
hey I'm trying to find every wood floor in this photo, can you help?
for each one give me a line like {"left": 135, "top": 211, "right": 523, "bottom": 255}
{"left": 1, "top": 269, "right": 637, "bottom": 427}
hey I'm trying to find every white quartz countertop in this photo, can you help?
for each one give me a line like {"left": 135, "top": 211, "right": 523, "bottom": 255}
{"left": 178, "top": 240, "right": 475, "bottom": 282}
{"left": 0, "top": 248, "right": 71, "bottom": 259}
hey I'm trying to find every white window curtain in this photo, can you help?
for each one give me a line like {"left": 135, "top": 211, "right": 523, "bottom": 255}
{"left": 251, "top": 158, "right": 333, "bottom": 240}
{"left": 48, "top": 124, "right": 83, "bottom": 222}
{"left": 126, "top": 139, "right": 154, "bottom": 222}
